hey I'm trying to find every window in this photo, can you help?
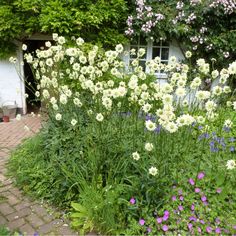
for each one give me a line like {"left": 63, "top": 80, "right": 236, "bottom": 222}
{"left": 128, "top": 37, "right": 170, "bottom": 77}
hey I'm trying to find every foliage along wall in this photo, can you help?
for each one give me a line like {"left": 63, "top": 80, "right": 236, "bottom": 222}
{"left": 0, "top": 0, "right": 236, "bottom": 69}
{"left": 0, "top": 0, "right": 129, "bottom": 58}
{"left": 125, "top": 0, "right": 236, "bottom": 68}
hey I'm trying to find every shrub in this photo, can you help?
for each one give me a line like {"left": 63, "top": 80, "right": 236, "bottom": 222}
{"left": 9, "top": 36, "right": 236, "bottom": 234}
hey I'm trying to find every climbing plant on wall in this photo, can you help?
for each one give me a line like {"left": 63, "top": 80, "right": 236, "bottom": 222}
{"left": 0, "top": 0, "right": 128, "bottom": 58}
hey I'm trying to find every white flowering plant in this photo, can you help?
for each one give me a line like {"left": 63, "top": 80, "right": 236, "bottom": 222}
{"left": 10, "top": 35, "right": 236, "bottom": 234}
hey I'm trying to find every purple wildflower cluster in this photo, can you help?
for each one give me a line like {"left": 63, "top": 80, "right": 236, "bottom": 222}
{"left": 130, "top": 172, "right": 235, "bottom": 234}
{"left": 198, "top": 129, "right": 235, "bottom": 153}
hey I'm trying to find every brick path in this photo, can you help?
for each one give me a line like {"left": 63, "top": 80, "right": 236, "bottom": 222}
{"left": 0, "top": 116, "right": 78, "bottom": 235}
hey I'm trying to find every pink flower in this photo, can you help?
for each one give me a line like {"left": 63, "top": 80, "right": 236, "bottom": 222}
{"left": 201, "top": 196, "right": 207, "bottom": 202}
{"left": 163, "top": 214, "right": 169, "bottom": 221}
{"left": 198, "top": 172, "right": 205, "bottom": 179}
{"left": 156, "top": 217, "right": 162, "bottom": 224}
{"left": 179, "top": 195, "right": 184, "bottom": 201}
{"left": 189, "top": 178, "right": 195, "bottom": 185}
{"left": 191, "top": 204, "right": 195, "bottom": 211}
{"left": 178, "top": 205, "right": 184, "bottom": 211}
{"left": 195, "top": 188, "right": 201, "bottom": 193}
{"left": 139, "top": 219, "right": 145, "bottom": 226}
{"left": 172, "top": 195, "right": 177, "bottom": 201}
{"left": 216, "top": 188, "right": 222, "bottom": 193}
{"left": 164, "top": 210, "right": 169, "bottom": 216}
{"left": 130, "top": 197, "right": 136, "bottom": 204}
{"left": 162, "top": 225, "right": 168, "bottom": 232}
{"left": 215, "top": 228, "right": 221, "bottom": 234}
{"left": 206, "top": 226, "right": 212, "bottom": 233}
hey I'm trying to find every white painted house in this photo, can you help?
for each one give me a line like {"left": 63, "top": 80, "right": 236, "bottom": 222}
{"left": 0, "top": 35, "right": 184, "bottom": 115}
{"left": 0, "top": 34, "right": 52, "bottom": 115}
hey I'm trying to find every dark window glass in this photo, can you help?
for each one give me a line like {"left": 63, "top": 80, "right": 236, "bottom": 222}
{"left": 152, "top": 48, "right": 160, "bottom": 59}
{"left": 161, "top": 48, "right": 169, "bottom": 61}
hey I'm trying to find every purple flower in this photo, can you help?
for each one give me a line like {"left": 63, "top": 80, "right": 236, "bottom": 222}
{"left": 215, "top": 228, "right": 221, "bottom": 234}
{"left": 172, "top": 195, "right": 177, "bottom": 201}
{"left": 162, "top": 225, "right": 168, "bottom": 232}
{"left": 189, "top": 178, "right": 195, "bottom": 185}
{"left": 178, "top": 205, "right": 184, "bottom": 211}
{"left": 230, "top": 146, "right": 235, "bottom": 152}
{"left": 33, "top": 233, "right": 39, "bottom": 236}
{"left": 216, "top": 188, "right": 222, "bottom": 193}
{"left": 201, "top": 195, "right": 207, "bottom": 202}
{"left": 206, "top": 226, "right": 212, "bottom": 233}
{"left": 233, "top": 225, "right": 236, "bottom": 230}
{"left": 163, "top": 214, "right": 169, "bottom": 221}
{"left": 197, "top": 227, "right": 202, "bottom": 233}
{"left": 189, "top": 216, "right": 197, "bottom": 222}
{"left": 188, "top": 223, "right": 193, "bottom": 230}
{"left": 156, "top": 217, "right": 162, "bottom": 224}
{"left": 130, "top": 197, "right": 136, "bottom": 204}
{"left": 200, "top": 220, "right": 205, "bottom": 224}
{"left": 195, "top": 188, "right": 201, "bottom": 193}
{"left": 139, "top": 219, "right": 145, "bottom": 226}
{"left": 164, "top": 210, "right": 169, "bottom": 216}
{"left": 179, "top": 195, "right": 184, "bottom": 201}
{"left": 191, "top": 204, "right": 195, "bottom": 211}
{"left": 198, "top": 172, "right": 205, "bottom": 179}
{"left": 147, "top": 227, "right": 152, "bottom": 233}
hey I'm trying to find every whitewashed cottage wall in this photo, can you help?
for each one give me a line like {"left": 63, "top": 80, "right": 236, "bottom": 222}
{"left": 0, "top": 44, "right": 26, "bottom": 114}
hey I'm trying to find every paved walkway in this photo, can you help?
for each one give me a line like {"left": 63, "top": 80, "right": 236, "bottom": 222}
{"left": 0, "top": 116, "right": 78, "bottom": 235}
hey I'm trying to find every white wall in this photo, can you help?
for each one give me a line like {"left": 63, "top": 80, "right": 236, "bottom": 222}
{"left": 0, "top": 45, "right": 26, "bottom": 113}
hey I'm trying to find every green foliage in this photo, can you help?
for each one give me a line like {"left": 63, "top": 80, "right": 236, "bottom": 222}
{"left": 0, "top": 0, "right": 128, "bottom": 58}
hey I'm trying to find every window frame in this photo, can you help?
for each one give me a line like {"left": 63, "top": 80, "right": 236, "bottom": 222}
{"left": 128, "top": 39, "right": 170, "bottom": 78}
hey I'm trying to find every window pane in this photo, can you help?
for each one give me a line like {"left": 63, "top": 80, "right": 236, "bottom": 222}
{"left": 161, "top": 48, "right": 169, "bottom": 60}
{"left": 152, "top": 47, "right": 160, "bottom": 59}
{"left": 139, "top": 60, "right": 146, "bottom": 71}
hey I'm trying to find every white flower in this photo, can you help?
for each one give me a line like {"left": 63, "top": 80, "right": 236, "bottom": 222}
{"left": 59, "top": 94, "right": 67, "bottom": 104}
{"left": 73, "top": 98, "right": 82, "bottom": 107}
{"left": 224, "top": 119, "right": 233, "bottom": 128}
{"left": 211, "top": 70, "right": 219, "bottom": 79}
{"left": 115, "top": 44, "right": 123, "bottom": 53}
{"left": 233, "top": 101, "right": 236, "bottom": 110}
{"left": 71, "top": 119, "right": 77, "bottom": 126}
{"left": 145, "top": 120, "right": 156, "bottom": 131}
{"left": 53, "top": 104, "right": 58, "bottom": 110}
{"left": 165, "top": 122, "right": 178, "bottom": 133}
{"left": 175, "top": 87, "right": 186, "bottom": 97}
{"left": 16, "top": 114, "right": 21, "bottom": 121}
{"left": 205, "top": 100, "right": 216, "bottom": 112}
{"left": 145, "top": 143, "right": 154, "bottom": 152}
{"left": 138, "top": 48, "right": 146, "bottom": 57}
{"left": 96, "top": 113, "right": 104, "bottom": 122}
{"left": 226, "top": 160, "right": 236, "bottom": 170}
{"left": 76, "top": 37, "right": 84, "bottom": 46}
{"left": 42, "top": 89, "right": 50, "bottom": 99}
{"left": 132, "top": 152, "right": 140, "bottom": 160}
{"left": 45, "top": 41, "right": 51, "bottom": 48}
{"left": 185, "top": 51, "right": 192, "bottom": 58}
{"left": 58, "top": 36, "right": 66, "bottom": 44}
{"left": 142, "top": 103, "right": 152, "bottom": 113}
{"left": 22, "top": 44, "right": 27, "bottom": 51}
{"left": 149, "top": 166, "right": 158, "bottom": 176}
{"left": 228, "top": 61, "right": 236, "bottom": 75}
{"left": 35, "top": 91, "right": 40, "bottom": 97}
{"left": 55, "top": 113, "right": 62, "bottom": 121}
